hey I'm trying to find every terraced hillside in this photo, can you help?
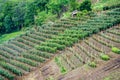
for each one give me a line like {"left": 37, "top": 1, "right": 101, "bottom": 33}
{"left": 22, "top": 24, "right": 120, "bottom": 80}
{"left": 0, "top": 7, "right": 120, "bottom": 80}
{"left": 56, "top": 25, "right": 120, "bottom": 80}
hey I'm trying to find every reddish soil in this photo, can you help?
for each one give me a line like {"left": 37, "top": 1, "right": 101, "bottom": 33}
{"left": 21, "top": 60, "right": 61, "bottom": 80}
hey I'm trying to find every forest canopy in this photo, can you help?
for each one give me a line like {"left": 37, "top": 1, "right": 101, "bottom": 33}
{"left": 0, "top": 0, "right": 92, "bottom": 35}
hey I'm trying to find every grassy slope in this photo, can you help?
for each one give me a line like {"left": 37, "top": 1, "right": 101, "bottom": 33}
{"left": 0, "top": 31, "right": 24, "bottom": 44}
{"left": 92, "top": 0, "right": 120, "bottom": 11}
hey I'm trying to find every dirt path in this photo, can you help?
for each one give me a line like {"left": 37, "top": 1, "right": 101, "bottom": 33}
{"left": 57, "top": 56, "right": 120, "bottom": 80}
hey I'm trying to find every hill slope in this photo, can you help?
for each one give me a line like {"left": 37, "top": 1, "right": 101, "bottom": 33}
{"left": 0, "top": 7, "right": 120, "bottom": 80}
{"left": 23, "top": 23, "right": 120, "bottom": 80}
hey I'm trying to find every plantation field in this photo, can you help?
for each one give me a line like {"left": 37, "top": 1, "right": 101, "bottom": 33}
{"left": 56, "top": 25, "right": 120, "bottom": 78}
{"left": 23, "top": 24, "right": 120, "bottom": 80}
{"left": 0, "top": 7, "right": 120, "bottom": 80}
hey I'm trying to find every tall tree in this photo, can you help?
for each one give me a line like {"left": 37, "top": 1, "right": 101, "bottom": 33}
{"left": 70, "top": 0, "right": 79, "bottom": 11}
{"left": 24, "top": 2, "right": 35, "bottom": 26}
{"left": 47, "top": 0, "right": 69, "bottom": 18}
{"left": 34, "top": 0, "right": 49, "bottom": 11}
{"left": 12, "top": 2, "right": 26, "bottom": 30}
{"left": 0, "top": 13, "right": 4, "bottom": 34}
{"left": 79, "top": 0, "right": 92, "bottom": 11}
{"left": 3, "top": 1, "right": 14, "bottom": 33}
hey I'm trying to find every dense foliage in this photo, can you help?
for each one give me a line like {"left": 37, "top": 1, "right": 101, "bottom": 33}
{"left": 112, "top": 47, "right": 120, "bottom": 54}
{"left": 79, "top": 0, "right": 92, "bottom": 11}
{"left": 0, "top": 0, "right": 92, "bottom": 35}
{"left": 0, "top": 1, "right": 35, "bottom": 34}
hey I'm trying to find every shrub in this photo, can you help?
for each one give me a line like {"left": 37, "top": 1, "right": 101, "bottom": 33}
{"left": 100, "top": 54, "right": 110, "bottom": 61}
{"left": 9, "top": 60, "right": 30, "bottom": 72}
{"left": 47, "top": 76, "right": 54, "bottom": 80}
{"left": 55, "top": 57, "right": 61, "bottom": 67}
{"left": 29, "top": 50, "right": 51, "bottom": 58}
{"left": 88, "top": 62, "right": 96, "bottom": 68}
{"left": 48, "top": 39, "right": 73, "bottom": 47}
{"left": 112, "top": 47, "right": 120, "bottom": 54}
{"left": 35, "top": 11, "right": 56, "bottom": 26}
{"left": 53, "top": 36, "right": 78, "bottom": 43}
{"left": 41, "top": 53, "right": 51, "bottom": 58}
{"left": 103, "top": 77, "right": 111, "bottom": 80}
{"left": 16, "top": 58, "right": 38, "bottom": 67}
{"left": 70, "top": 0, "right": 79, "bottom": 11}
{"left": 54, "top": 57, "right": 67, "bottom": 74}
{"left": 60, "top": 66, "right": 67, "bottom": 74}
{"left": 0, "top": 68, "right": 14, "bottom": 80}
{"left": 36, "top": 46, "right": 57, "bottom": 53}
{"left": 23, "top": 53, "right": 45, "bottom": 62}
{"left": 79, "top": 0, "right": 92, "bottom": 11}
{"left": 0, "top": 62, "right": 22, "bottom": 76}
{"left": 103, "top": 3, "right": 120, "bottom": 11}
{"left": 41, "top": 42, "right": 66, "bottom": 50}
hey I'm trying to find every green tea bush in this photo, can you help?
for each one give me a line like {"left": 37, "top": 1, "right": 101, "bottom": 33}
{"left": 103, "top": 3, "right": 120, "bottom": 10}
{"left": 10, "top": 60, "right": 30, "bottom": 72}
{"left": 100, "top": 54, "right": 110, "bottom": 61}
{"left": 16, "top": 58, "right": 38, "bottom": 67}
{"left": 23, "top": 53, "right": 45, "bottom": 62}
{"left": 0, "top": 68, "right": 14, "bottom": 80}
{"left": 0, "top": 62, "right": 22, "bottom": 76}
{"left": 60, "top": 66, "right": 67, "bottom": 74}
{"left": 48, "top": 39, "right": 73, "bottom": 47}
{"left": 36, "top": 46, "right": 57, "bottom": 53}
{"left": 88, "top": 62, "right": 96, "bottom": 68}
{"left": 41, "top": 42, "right": 65, "bottom": 50}
{"left": 54, "top": 57, "right": 67, "bottom": 74}
{"left": 53, "top": 36, "right": 78, "bottom": 43}
{"left": 112, "top": 47, "right": 120, "bottom": 54}
{"left": 29, "top": 50, "right": 51, "bottom": 58}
